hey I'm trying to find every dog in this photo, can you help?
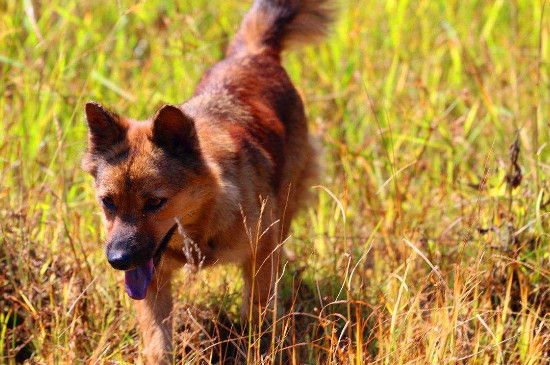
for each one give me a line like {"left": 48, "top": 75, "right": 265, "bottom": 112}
{"left": 83, "top": 0, "right": 333, "bottom": 362}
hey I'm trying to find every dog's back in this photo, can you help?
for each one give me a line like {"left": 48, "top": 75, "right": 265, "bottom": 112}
{"left": 182, "top": 0, "right": 334, "bottom": 243}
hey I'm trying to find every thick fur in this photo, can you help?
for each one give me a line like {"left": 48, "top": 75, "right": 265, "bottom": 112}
{"left": 83, "top": 1, "right": 333, "bottom": 363}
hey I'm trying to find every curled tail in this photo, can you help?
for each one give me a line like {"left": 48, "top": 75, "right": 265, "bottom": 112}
{"left": 228, "top": 0, "right": 335, "bottom": 56}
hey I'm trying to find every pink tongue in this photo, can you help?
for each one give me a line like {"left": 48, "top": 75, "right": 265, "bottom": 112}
{"left": 124, "top": 259, "right": 154, "bottom": 300}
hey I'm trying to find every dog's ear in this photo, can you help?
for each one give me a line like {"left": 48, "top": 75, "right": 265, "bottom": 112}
{"left": 84, "top": 101, "right": 127, "bottom": 153}
{"left": 152, "top": 104, "right": 199, "bottom": 157}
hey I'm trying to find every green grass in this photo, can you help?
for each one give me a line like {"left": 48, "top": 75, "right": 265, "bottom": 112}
{"left": 2, "top": 0, "right": 550, "bottom": 363}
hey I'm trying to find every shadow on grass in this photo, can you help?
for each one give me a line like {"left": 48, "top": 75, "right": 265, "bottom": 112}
{"left": 173, "top": 262, "right": 379, "bottom": 364}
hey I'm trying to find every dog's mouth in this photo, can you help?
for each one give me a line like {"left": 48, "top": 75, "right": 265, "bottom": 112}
{"left": 124, "top": 224, "right": 178, "bottom": 300}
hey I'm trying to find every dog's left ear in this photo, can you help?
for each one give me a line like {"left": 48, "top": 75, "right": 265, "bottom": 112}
{"left": 152, "top": 104, "right": 199, "bottom": 157}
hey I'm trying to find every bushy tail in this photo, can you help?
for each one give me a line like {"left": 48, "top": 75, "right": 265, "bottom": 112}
{"left": 228, "top": 0, "right": 335, "bottom": 56}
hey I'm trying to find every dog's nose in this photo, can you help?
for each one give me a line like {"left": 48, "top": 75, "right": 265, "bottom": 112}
{"left": 107, "top": 249, "right": 132, "bottom": 270}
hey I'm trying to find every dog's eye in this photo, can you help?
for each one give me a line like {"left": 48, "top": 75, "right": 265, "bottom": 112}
{"left": 145, "top": 197, "right": 167, "bottom": 212}
{"left": 102, "top": 196, "right": 116, "bottom": 210}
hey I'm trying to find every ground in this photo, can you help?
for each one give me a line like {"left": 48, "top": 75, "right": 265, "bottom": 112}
{"left": 1, "top": 0, "right": 550, "bottom": 363}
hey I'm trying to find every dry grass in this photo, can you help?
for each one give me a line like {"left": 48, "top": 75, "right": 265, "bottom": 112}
{"left": 1, "top": 0, "right": 550, "bottom": 363}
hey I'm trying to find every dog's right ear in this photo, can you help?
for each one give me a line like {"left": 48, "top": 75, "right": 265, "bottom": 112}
{"left": 84, "top": 101, "right": 127, "bottom": 153}
{"left": 83, "top": 101, "right": 127, "bottom": 175}
{"left": 152, "top": 104, "right": 199, "bottom": 158}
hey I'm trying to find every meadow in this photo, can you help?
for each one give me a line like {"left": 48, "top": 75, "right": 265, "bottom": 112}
{"left": 2, "top": 0, "right": 550, "bottom": 363}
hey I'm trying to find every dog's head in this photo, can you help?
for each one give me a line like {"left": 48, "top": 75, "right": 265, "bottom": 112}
{"left": 82, "top": 101, "right": 215, "bottom": 299}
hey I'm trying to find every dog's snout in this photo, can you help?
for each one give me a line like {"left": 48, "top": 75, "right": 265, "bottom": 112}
{"left": 107, "top": 249, "right": 132, "bottom": 270}
{"left": 106, "top": 230, "right": 153, "bottom": 271}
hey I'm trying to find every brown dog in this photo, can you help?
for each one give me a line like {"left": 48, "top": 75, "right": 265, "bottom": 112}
{"left": 83, "top": 0, "right": 333, "bottom": 362}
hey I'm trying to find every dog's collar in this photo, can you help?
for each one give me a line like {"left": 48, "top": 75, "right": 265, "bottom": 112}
{"left": 153, "top": 223, "right": 178, "bottom": 265}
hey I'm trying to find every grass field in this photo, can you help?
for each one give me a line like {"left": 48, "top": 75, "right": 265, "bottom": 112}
{"left": 2, "top": 0, "right": 550, "bottom": 363}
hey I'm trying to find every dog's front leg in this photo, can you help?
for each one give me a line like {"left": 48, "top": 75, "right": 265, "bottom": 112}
{"left": 240, "top": 228, "right": 280, "bottom": 323}
{"left": 135, "top": 270, "right": 173, "bottom": 364}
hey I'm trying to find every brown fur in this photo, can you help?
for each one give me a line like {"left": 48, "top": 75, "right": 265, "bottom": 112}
{"left": 83, "top": 1, "right": 333, "bottom": 363}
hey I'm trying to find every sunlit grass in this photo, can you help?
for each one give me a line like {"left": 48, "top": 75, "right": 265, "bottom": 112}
{"left": 1, "top": 0, "right": 550, "bottom": 363}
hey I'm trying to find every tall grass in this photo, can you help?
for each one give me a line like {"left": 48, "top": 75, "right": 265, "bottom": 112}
{"left": 1, "top": 0, "right": 549, "bottom": 363}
